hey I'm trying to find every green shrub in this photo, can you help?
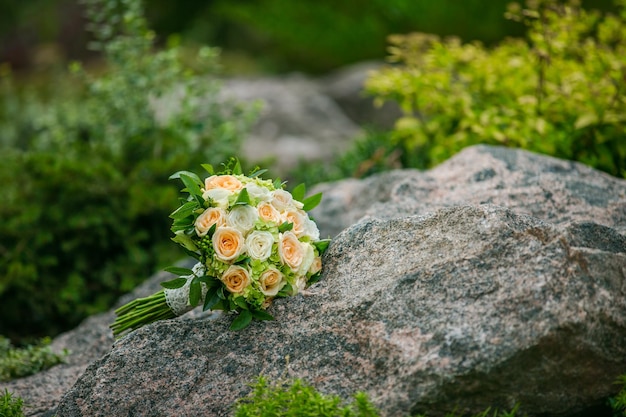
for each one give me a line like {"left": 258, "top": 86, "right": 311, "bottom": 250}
{"left": 0, "top": 336, "right": 67, "bottom": 382}
{"left": 610, "top": 374, "right": 626, "bottom": 416}
{"left": 234, "top": 376, "right": 380, "bottom": 417}
{"left": 0, "top": 389, "right": 24, "bottom": 417}
{"left": 0, "top": 0, "right": 257, "bottom": 342}
{"left": 234, "top": 376, "right": 525, "bottom": 417}
{"left": 365, "top": 0, "right": 626, "bottom": 178}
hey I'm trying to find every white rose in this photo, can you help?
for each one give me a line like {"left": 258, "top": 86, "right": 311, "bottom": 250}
{"left": 245, "top": 230, "right": 274, "bottom": 261}
{"left": 298, "top": 242, "right": 315, "bottom": 275}
{"left": 226, "top": 205, "right": 258, "bottom": 234}
{"left": 304, "top": 217, "right": 320, "bottom": 241}
{"left": 293, "top": 275, "right": 308, "bottom": 295}
{"left": 245, "top": 183, "right": 271, "bottom": 202}
{"left": 202, "top": 188, "right": 233, "bottom": 208}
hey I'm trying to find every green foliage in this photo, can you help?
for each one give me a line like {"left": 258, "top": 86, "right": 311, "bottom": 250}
{"left": 0, "top": 389, "right": 24, "bottom": 417}
{"left": 234, "top": 376, "right": 380, "bottom": 417}
{"left": 0, "top": 336, "right": 67, "bottom": 382}
{"left": 234, "top": 376, "right": 526, "bottom": 417}
{"left": 210, "top": 0, "right": 525, "bottom": 73}
{"left": 610, "top": 374, "right": 626, "bottom": 416}
{"left": 365, "top": 0, "right": 626, "bottom": 178}
{"left": 0, "top": 0, "right": 256, "bottom": 342}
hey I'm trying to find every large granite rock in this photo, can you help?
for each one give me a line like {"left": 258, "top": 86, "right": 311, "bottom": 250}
{"left": 3, "top": 145, "right": 625, "bottom": 416}
{"left": 311, "top": 145, "right": 626, "bottom": 238}
{"left": 54, "top": 204, "right": 626, "bottom": 417}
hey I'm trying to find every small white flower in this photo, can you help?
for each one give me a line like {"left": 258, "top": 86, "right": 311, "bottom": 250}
{"left": 227, "top": 205, "right": 258, "bottom": 234}
{"left": 245, "top": 230, "right": 274, "bottom": 261}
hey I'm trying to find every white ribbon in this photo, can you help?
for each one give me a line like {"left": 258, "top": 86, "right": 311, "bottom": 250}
{"left": 164, "top": 262, "right": 209, "bottom": 316}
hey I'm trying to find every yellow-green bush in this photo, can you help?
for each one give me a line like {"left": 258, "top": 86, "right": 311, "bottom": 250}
{"left": 0, "top": 0, "right": 257, "bottom": 342}
{"left": 365, "top": 0, "right": 626, "bottom": 178}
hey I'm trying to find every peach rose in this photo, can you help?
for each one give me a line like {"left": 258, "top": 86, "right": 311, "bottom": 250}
{"left": 221, "top": 265, "right": 250, "bottom": 294}
{"left": 257, "top": 201, "right": 281, "bottom": 224}
{"left": 278, "top": 231, "right": 304, "bottom": 271}
{"left": 212, "top": 226, "right": 245, "bottom": 262}
{"left": 282, "top": 208, "right": 306, "bottom": 237}
{"left": 204, "top": 175, "right": 243, "bottom": 191}
{"left": 259, "top": 267, "right": 285, "bottom": 296}
{"left": 194, "top": 207, "right": 226, "bottom": 237}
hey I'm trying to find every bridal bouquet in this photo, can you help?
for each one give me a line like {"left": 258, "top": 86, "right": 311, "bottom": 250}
{"left": 110, "top": 159, "right": 329, "bottom": 337}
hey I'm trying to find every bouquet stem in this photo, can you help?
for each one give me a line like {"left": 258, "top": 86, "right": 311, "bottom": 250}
{"left": 110, "top": 290, "right": 176, "bottom": 338}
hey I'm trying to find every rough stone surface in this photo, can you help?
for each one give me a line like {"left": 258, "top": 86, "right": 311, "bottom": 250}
{"left": 5, "top": 145, "right": 626, "bottom": 416}
{"left": 311, "top": 145, "right": 626, "bottom": 238}
{"left": 0, "top": 260, "right": 205, "bottom": 417}
{"left": 54, "top": 204, "right": 626, "bottom": 417}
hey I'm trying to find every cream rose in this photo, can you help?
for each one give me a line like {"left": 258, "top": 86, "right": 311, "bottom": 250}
{"left": 257, "top": 201, "right": 281, "bottom": 224}
{"left": 227, "top": 205, "right": 258, "bottom": 234}
{"left": 204, "top": 175, "right": 243, "bottom": 191}
{"left": 245, "top": 230, "right": 274, "bottom": 261}
{"left": 194, "top": 207, "right": 226, "bottom": 237}
{"left": 271, "top": 189, "right": 303, "bottom": 211}
{"left": 212, "top": 226, "right": 245, "bottom": 262}
{"left": 309, "top": 255, "right": 322, "bottom": 275}
{"left": 202, "top": 188, "right": 233, "bottom": 208}
{"left": 281, "top": 208, "right": 306, "bottom": 237}
{"left": 221, "top": 265, "right": 250, "bottom": 294}
{"left": 278, "top": 231, "right": 304, "bottom": 271}
{"left": 259, "top": 267, "right": 286, "bottom": 296}
{"left": 298, "top": 242, "right": 315, "bottom": 275}
{"left": 245, "top": 183, "right": 271, "bottom": 202}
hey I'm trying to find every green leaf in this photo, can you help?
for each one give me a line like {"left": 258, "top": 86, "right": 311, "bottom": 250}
{"left": 180, "top": 173, "right": 202, "bottom": 198}
{"left": 273, "top": 178, "right": 283, "bottom": 189}
{"left": 233, "top": 296, "right": 249, "bottom": 310}
{"left": 169, "top": 201, "right": 200, "bottom": 219}
{"left": 171, "top": 233, "right": 199, "bottom": 252}
{"left": 203, "top": 287, "right": 221, "bottom": 311}
{"left": 314, "top": 239, "right": 331, "bottom": 254}
{"left": 302, "top": 192, "right": 323, "bottom": 211}
{"left": 249, "top": 168, "right": 267, "bottom": 178}
{"left": 164, "top": 266, "right": 194, "bottom": 276}
{"left": 230, "top": 309, "right": 252, "bottom": 330}
{"left": 234, "top": 187, "right": 251, "bottom": 205}
{"left": 196, "top": 275, "right": 220, "bottom": 287}
{"left": 291, "top": 183, "right": 306, "bottom": 202}
{"left": 251, "top": 310, "right": 275, "bottom": 321}
{"left": 308, "top": 272, "right": 322, "bottom": 285}
{"left": 169, "top": 170, "right": 201, "bottom": 184}
{"left": 233, "top": 159, "right": 243, "bottom": 175}
{"left": 160, "top": 277, "right": 187, "bottom": 289}
{"left": 278, "top": 221, "right": 293, "bottom": 233}
{"left": 189, "top": 279, "right": 201, "bottom": 307}
{"left": 201, "top": 163, "right": 214, "bottom": 175}
{"left": 217, "top": 286, "right": 226, "bottom": 299}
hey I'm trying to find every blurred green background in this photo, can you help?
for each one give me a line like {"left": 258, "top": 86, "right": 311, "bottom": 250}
{"left": 1, "top": 0, "right": 613, "bottom": 76}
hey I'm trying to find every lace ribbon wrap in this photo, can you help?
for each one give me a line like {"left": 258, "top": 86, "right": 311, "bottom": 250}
{"left": 164, "top": 262, "right": 209, "bottom": 316}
